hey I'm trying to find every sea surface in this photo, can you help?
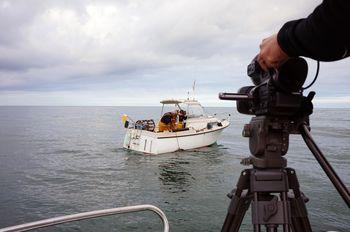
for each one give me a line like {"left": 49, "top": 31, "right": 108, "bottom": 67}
{"left": 0, "top": 106, "right": 349, "bottom": 231}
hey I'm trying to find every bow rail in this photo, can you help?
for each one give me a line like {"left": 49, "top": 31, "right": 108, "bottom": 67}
{"left": 0, "top": 204, "right": 169, "bottom": 232}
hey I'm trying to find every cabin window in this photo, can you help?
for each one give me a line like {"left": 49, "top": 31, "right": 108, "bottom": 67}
{"left": 181, "top": 104, "right": 205, "bottom": 118}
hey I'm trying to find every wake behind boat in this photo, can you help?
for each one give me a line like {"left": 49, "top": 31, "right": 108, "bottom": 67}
{"left": 122, "top": 98, "right": 230, "bottom": 154}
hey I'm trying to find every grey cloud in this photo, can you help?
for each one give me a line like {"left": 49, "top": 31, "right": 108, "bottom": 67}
{"left": 0, "top": 0, "right": 348, "bottom": 106}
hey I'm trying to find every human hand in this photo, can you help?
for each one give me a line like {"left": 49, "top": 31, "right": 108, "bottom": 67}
{"left": 257, "top": 34, "right": 289, "bottom": 71}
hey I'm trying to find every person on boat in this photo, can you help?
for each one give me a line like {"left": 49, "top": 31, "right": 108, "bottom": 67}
{"left": 177, "top": 110, "right": 187, "bottom": 129}
{"left": 257, "top": 0, "right": 350, "bottom": 71}
{"left": 171, "top": 112, "right": 177, "bottom": 129}
{"left": 158, "top": 112, "right": 177, "bottom": 132}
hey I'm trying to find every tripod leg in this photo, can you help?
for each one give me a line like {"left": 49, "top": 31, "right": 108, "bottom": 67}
{"left": 286, "top": 168, "right": 312, "bottom": 232}
{"left": 221, "top": 170, "right": 252, "bottom": 232}
{"left": 253, "top": 192, "right": 261, "bottom": 232}
{"left": 279, "top": 192, "right": 290, "bottom": 232}
{"left": 222, "top": 189, "right": 251, "bottom": 232}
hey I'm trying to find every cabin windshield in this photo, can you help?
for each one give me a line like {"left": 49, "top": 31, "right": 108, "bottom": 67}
{"left": 180, "top": 103, "right": 205, "bottom": 118}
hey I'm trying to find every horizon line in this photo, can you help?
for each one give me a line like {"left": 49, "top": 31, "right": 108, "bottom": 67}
{"left": 0, "top": 105, "right": 349, "bottom": 109}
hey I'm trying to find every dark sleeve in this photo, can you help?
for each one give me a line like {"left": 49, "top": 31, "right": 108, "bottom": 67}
{"left": 277, "top": 0, "right": 350, "bottom": 61}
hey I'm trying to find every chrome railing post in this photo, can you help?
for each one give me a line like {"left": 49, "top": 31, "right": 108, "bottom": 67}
{"left": 0, "top": 204, "right": 169, "bottom": 232}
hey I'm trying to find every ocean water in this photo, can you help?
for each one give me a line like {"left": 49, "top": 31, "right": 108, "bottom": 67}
{"left": 0, "top": 106, "right": 349, "bottom": 231}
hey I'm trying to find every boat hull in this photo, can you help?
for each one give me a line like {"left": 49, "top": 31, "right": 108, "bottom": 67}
{"left": 123, "top": 120, "right": 229, "bottom": 154}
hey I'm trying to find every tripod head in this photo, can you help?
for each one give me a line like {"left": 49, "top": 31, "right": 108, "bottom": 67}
{"left": 219, "top": 56, "right": 315, "bottom": 168}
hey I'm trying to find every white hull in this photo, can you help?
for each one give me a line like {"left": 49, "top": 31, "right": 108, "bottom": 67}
{"left": 123, "top": 120, "right": 229, "bottom": 154}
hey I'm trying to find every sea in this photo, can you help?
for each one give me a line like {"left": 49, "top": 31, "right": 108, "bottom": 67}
{"left": 0, "top": 106, "right": 349, "bottom": 232}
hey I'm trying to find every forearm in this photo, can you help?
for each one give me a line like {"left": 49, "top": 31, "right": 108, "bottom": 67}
{"left": 277, "top": 0, "right": 350, "bottom": 61}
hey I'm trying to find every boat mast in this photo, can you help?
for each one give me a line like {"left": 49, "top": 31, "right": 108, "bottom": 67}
{"left": 192, "top": 80, "right": 196, "bottom": 100}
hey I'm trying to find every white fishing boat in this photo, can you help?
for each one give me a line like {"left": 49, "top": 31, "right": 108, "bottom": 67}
{"left": 122, "top": 98, "right": 230, "bottom": 154}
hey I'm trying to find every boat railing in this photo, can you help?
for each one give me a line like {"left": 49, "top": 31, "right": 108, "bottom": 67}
{"left": 212, "top": 112, "right": 231, "bottom": 122}
{"left": 0, "top": 204, "right": 169, "bottom": 232}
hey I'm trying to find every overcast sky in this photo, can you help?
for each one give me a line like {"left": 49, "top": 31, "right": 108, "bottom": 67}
{"left": 0, "top": 0, "right": 349, "bottom": 107}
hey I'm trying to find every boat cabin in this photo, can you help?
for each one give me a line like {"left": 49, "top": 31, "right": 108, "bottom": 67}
{"left": 158, "top": 99, "right": 207, "bottom": 132}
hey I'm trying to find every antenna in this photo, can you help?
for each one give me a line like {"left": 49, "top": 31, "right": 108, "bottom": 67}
{"left": 192, "top": 80, "right": 196, "bottom": 100}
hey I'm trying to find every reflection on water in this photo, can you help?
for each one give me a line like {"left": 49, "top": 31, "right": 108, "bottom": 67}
{"left": 191, "top": 144, "right": 227, "bottom": 165}
{"left": 158, "top": 145, "right": 228, "bottom": 193}
{"left": 159, "top": 158, "right": 194, "bottom": 193}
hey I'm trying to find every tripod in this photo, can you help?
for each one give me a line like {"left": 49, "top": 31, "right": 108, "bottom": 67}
{"left": 221, "top": 115, "right": 350, "bottom": 232}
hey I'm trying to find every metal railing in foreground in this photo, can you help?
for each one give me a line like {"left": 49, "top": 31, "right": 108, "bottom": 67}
{"left": 0, "top": 204, "right": 169, "bottom": 232}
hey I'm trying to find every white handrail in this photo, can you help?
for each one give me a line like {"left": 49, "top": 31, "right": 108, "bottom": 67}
{"left": 0, "top": 204, "right": 169, "bottom": 232}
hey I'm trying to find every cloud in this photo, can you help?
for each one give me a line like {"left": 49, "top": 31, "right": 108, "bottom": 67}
{"left": 0, "top": 0, "right": 349, "bottom": 107}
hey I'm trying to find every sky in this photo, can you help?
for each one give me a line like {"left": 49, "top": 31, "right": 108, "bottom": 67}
{"left": 0, "top": 0, "right": 349, "bottom": 107}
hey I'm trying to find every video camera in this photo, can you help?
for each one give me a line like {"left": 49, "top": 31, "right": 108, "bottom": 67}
{"left": 219, "top": 56, "right": 349, "bottom": 232}
{"left": 219, "top": 56, "right": 314, "bottom": 118}
{"left": 219, "top": 56, "right": 316, "bottom": 168}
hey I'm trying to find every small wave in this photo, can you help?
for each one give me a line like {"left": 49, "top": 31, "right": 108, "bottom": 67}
{"left": 51, "top": 149, "right": 85, "bottom": 155}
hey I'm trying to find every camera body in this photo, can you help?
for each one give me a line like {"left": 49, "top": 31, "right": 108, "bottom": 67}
{"left": 234, "top": 56, "right": 309, "bottom": 117}
{"left": 236, "top": 83, "right": 303, "bottom": 116}
{"left": 219, "top": 56, "right": 314, "bottom": 168}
